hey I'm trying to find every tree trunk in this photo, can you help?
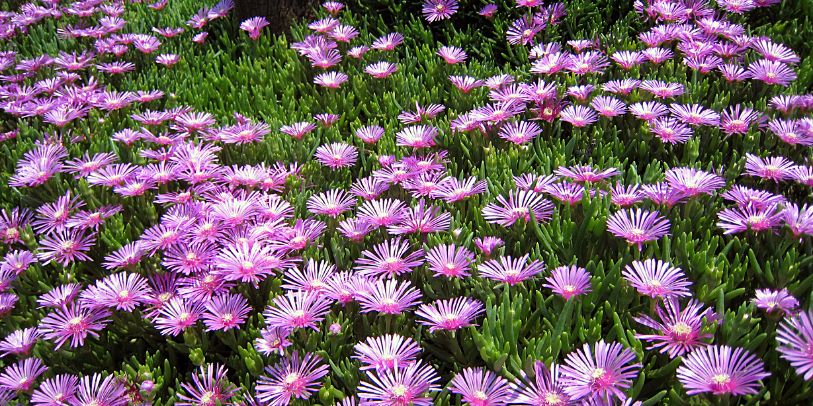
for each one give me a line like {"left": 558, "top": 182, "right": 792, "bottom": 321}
{"left": 234, "top": 0, "right": 319, "bottom": 34}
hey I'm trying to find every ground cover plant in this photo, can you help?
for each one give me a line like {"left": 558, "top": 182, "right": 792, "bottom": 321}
{"left": 0, "top": 0, "right": 812, "bottom": 404}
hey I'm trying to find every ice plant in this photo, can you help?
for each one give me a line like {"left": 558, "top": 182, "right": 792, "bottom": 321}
{"left": 776, "top": 309, "right": 813, "bottom": 380}
{"left": 623, "top": 259, "right": 692, "bottom": 299}
{"left": 415, "top": 297, "right": 484, "bottom": 332}
{"left": 676, "top": 346, "right": 770, "bottom": 396}
{"left": 449, "top": 367, "right": 515, "bottom": 406}
{"left": 634, "top": 298, "right": 714, "bottom": 358}
{"left": 752, "top": 288, "right": 799, "bottom": 315}
{"left": 512, "top": 361, "right": 569, "bottom": 405}
{"left": 560, "top": 340, "right": 641, "bottom": 403}
{"left": 607, "top": 209, "right": 671, "bottom": 250}
{"left": 240, "top": 17, "right": 269, "bottom": 40}
{"left": 353, "top": 334, "right": 422, "bottom": 371}
{"left": 425, "top": 244, "right": 473, "bottom": 278}
{"left": 544, "top": 265, "right": 592, "bottom": 300}
{"left": 256, "top": 352, "right": 329, "bottom": 404}
{"left": 177, "top": 364, "right": 238, "bottom": 406}
{"left": 357, "top": 361, "right": 440, "bottom": 405}
{"left": 478, "top": 254, "right": 545, "bottom": 286}
{"left": 263, "top": 290, "right": 332, "bottom": 331}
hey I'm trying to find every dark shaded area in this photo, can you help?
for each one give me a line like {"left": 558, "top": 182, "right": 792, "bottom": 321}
{"left": 234, "top": 0, "right": 319, "bottom": 33}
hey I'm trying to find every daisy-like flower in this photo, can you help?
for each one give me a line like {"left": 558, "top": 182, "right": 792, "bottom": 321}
{"left": 559, "top": 105, "right": 598, "bottom": 127}
{"left": 478, "top": 254, "right": 544, "bottom": 286}
{"left": 348, "top": 45, "right": 371, "bottom": 58}
{"left": 263, "top": 290, "right": 332, "bottom": 331}
{"left": 256, "top": 352, "right": 329, "bottom": 405}
{"left": 748, "top": 59, "right": 796, "bottom": 86}
{"left": 1, "top": 249, "right": 36, "bottom": 275}
{"left": 314, "top": 71, "right": 349, "bottom": 89}
{"left": 202, "top": 293, "right": 251, "bottom": 331}
{"left": 777, "top": 309, "right": 813, "bottom": 380}
{"left": 36, "top": 229, "right": 96, "bottom": 266}
{"left": 372, "top": 33, "right": 405, "bottom": 51}
{"left": 450, "top": 75, "right": 484, "bottom": 93}
{"left": 255, "top": 326, "right": 293, "bottom": 356}
{"left": 752, "top": 288, "right": 798, "bottom": 315}
{"left": 415, "top": 297, "right": 484, "bottom": 332}
{"left": 676, "top": 346, "right": 769, "bottom": 396}
{"left": 387, "top": 200, "right": 450, "bottom": 235}
{"left": 769, "top": 118, "right": 813, "bottom": 146}
{"left": 354, "top": 334, "right": 422, "bottom": 371}
{"left": 556, "top": 165, "right": 620, "bottom": 183}
{"left": 0, "top": 327, "right": 40, "bottom": 357}
{"left": 93, "top": 272, "right": 151, "bottom": 311}
{"left": 498, "top": 120, "right": 542, "bottom": 145}
{"left": 743, "top": 153, "right": 796, "bottom": 182}
{"left": 9, "top": 140, "right": 67, "bottom": 188}
{"left": 544, "top": 265, "right": 592, "bottom": 300}
{"left": 154, "top": 298, "right": 204, "bottom": 336}
{"left": 423, "top": 0, "right": 459, "bottom": 22}
{"left": 437, "top": 45, "right": 467, "bottom": 64}
{"left": 474, "top": 236, "right": 504, "bottom": 257}
{"left": 358, "top": 361, "right": 440, "bottom": 406}
{"left": 560, "top": 340, "right": 641, "bottom": 403}
{"left": 720, "top": 105, "right": 761, "bottom": 135}
{"left": 0, "top": 208, "right": 32, "bottom": 245}
{"left": 449, "top": 367, "right": 515, "bottom": 405}
{"left": 507, "top": 17, "right": 543, "bottom": 46}
{"left": 630, "top": 101, "right": 669, "bottom": 122}
{"left": 611, "top": 183, "right": 645, "bottom": 207}
{"left": 330, "top": 24, "right": 359, "bottom": 42}
{"left": 479, "top": 4, "right": 498, "bottom": 18}
{"left": 156, "top": 53, "right": 180, "bottom": 67}
{"left": 425, "top": 244, "right": 473, "bottom": 278}
{"left": 623, "top": 259, "right": 692, "bottom": 299}
{"left": 513, "top": 361, "right": 569, "bottom": 405}
{"left": 358, "top": 279, "right": 422, "bottom": 315}
{"left": 430, "top": 177, "right": 487, "bottom": 203}
{"left": 606, "top": 209, "right": 671, "bottom": 250}
{"left": 355, "top": 238, "right": 424, "bottom": 279}
{"left": 307, "top": 189, "right": 356, "bottom": 218}
{"left": 634, "top": 298, "right": 714, "bottom": 358}
{"left": 40, "top": 305, "right": 111, "bottom": 349}
{"left": 280, "top": 122, "right": 317, "bottom": 140}
{"left": 315, "top": 142, "right": 358, "bottom": 169}
{"left": 0, "top": 358, "right": 47, "bottom": 392}
{"left": 396, "top": 125, "right": 438, "bottom": 148}
{"left": 355, "top": 125, "right": 385, "bottom": 144}
{"left": 240, "top": 17, "right": 269, "bottom": 40}
{"left": 74, "top": 374, "right": 127, "bottom": 406}
{"left": 281, "top": 260, "right": 336, "bottom": 294}
{"left": 751, "top": 38, "right": 799, "bottom": 64}
{"left": 783, "top": 203, "right": 813, "bottom": 237}
{"left": 720, "top": 194, "right": 782, "bottom": 229}
{"left": 482, "top": 189, "right": 554, "bottom": 227}
{"left": 664, "top": 167, "right": 725, "bottom": 197}
{"left": 215, "top": 242, "right": 278, "bottom": 286}
{"left": 365, "top": 61, "right": 398, "bottom": 78}
{"left": 31, "top": 374, "right": 79, "bottom": 405}
{"left": 177, "top": 364, "right": 238, "bottom": 406}
{"left": 357, "top": 198, "right": 406, "bottom": 228}
{"left": 640, "top": 80, "right": 684, "bottom": 98}
{"left": 591, "top": 96, "right": 627, "bottom": 118}
{"left": 670, "top": 104, "right": 720, "bottom": 127}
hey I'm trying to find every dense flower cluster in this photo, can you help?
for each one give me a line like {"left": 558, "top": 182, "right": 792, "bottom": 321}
{"left": 0, "top": 0, "right": 810, "bottom": 404}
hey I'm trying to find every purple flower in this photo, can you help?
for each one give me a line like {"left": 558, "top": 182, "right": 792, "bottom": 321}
{"left": 425, "top": 244, "right": 473, "bottom": 278}
{"left": 0, "top": 357, "right": 47, "bottom": 392}
{"left": 263, "top": 290, "right": 332, "bottom": 331}
{"left": 560, "top": 340, "right": 641, "bottom": 403}
{"left": 31, "top": 374, "right": 78, "bottom": 405}
{"left": 559, "top": 105, "right": 598, "bottom": 127}
{"left": 670, "top": 104, "right": 720, "bottom": 127}
{"left": 0, "top": 327, "right": 40, "bottom": 357}
{"left": 75, "top": 374, "right": 127, "bottom": 406}
{"left": 607, "top": 209, "right": 671, "bottom": 250}
{"left": 664, "top": 167, "right": 725, "bottom": 197}
{"left": 396, "top": 125, "right": 438, "bottom": 148}
{"left": 387, "top": 200, "right": 450, "bottom": 235}
{"left": 93, "top": 272, "right": 150, "bottom": 311}
{"left": 634, "top": 298, "right": 714, "bottom": 358}
{"left": 256, "top": 352, "right": 329, "bottom": 404}
{"left": 315, "top": 142, "right": 358, "bottom": 169}
{"left": 365, "top": 61, "right": 398, "bottom": 78}
{"left": 177, "top": 364, "right": 238, "bottom": 406}
{"left": 676, "top": 346, "right": 769, "bottom": 396}
{"left": 9, "top": 140, "right": 67, "bottom": 188}
{"left": 202, "top": 293, "right": 251, "bottom": 331}
{"left": 154, "top": 298, "right": 204, "bottom": 336}
{"left": 591, "top": 96, "right": 627, "bottom": 118}
{"left": 747, "top": 59, "right": 796, "bottom": 86}
{"left": 314, "top": 71, "right": 348, "bottom": 89}
{"left": 752, "top": 288, "right": 798, "bottom": 315}
{"left": 415, "top": 297, "right": 484, "bottom": 332}
{"left": 255, "top": 327, "right": 292, "bottom": 356}
{"left": 499, "top": 121, "right": 542, "bottom": 145}
{"left": 449, "top": 367, "right": 515, "bottom": 405}
{"left": 355, "top": 238, "right": 424, "bottom": 279}
{"left": 482, "top": 189, "right": 554, "bottom": 227}
{"left": 437, "top": 45, "right": 467, "bottom": 64}
{"left": 743, "top": 153, "right": 796, "bottom": 182}
{"left": 358, "top": 361, "right": 440, "bottom": 405}
{"left": 777, "top": 309, "right": 813, "bottom": 380}
{"left": 478, "top": 254, "right": 545, "bottom": 286}
{"left": 784, "top": 203, "right": 813, "bottom": 237}
{"left": 544, "top": 265, "right": 592, "bottom": 300}
{"left": 623, "top": 259, "right": 692, "bottom": 299}
{"left": 474, "top": 236, "right": 504, "bottom": 256}
{"left": 354, "top": 334, "right": 421, "bottom": 371}
{"left": 513, "top": 361, "right": 569, "bottom": 405}
{"left": 240, "top": 17, "right": 269, "bottom": 40}
{"left": 358, "top": 279, "right": 422, "bottom": 315}
{"left": 40, "top": 304, "right": 111, "bottom": 349}
{"left": 423, "top": 0, "right": 459, "bottom": 22}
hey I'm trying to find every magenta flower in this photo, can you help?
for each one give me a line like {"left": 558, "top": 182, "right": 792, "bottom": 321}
{"left": 743, "top": 153, "right": 796, "bottom": 182}
{"left": 670, "top": 104, "right": 720, "bottom": 127}
{"left": 31, "top": 374, "right": 78, "bottom": 405}
{"left": 449, "top": 75, "right": 484, "bottom": 93}
{"left": 474, "top": 236, "right": 504, "bottom": 256}
{"left": 387, "top": 200, "right": 450, "bottom": 235}
{"left": 307, "top": 190, "right": 356, "bottom": 218}
{"left": 634, "top": 298, "right": 714, "bottom": 358}
{"left": 355, "top": 238, "right": 424, "bottom": 279}
{"left": 0, "top": 327, "right": 40, "bottom": 357}
{"left": 752, "top": 288, "right": 798, "bottom": 315}
{"left": 358, "top": 279, "right": 422, "bottom": 315}
{"left": 357, "top": 198, "right": 406, "bottom": 228}
{"left": 0, "top": 358, "right": 47, "bottom": 392}
{"left": 556, "top": 165, "right": 620, "bottom": 183}
{"left": 783, "top": 203, "right": 813, "bottom": 237}
{"left": 591, "top": 96, "right": 627, "bottom": 118}
{"left": 513, "top": 361, "right": 569, "bottom": 405}
{"left": 315, "top": 143, "right": 358, "bottom": 169}
{"left": 37, "top": 229, "right": 96, "bottom": 267}
{"left": 423, "top": 0, "right": 459, "bottom": 22}
{"left": 623, "top": 259, "right": 692, "bottom": 299}
{"left": 255, "top": 327, "right": 292, "bottom": 356}
{"left": 280, "top": 121, "right": 317, "bottom": 140}
{"left": 664, "top": 167, "right": 725, "bottom": 197}
{"left": 478, "top": 254, "right": 545, "bottom": 286}
{"left": 437, "top": 45, "right": 467, "bottom": 64}
{"left": 431, "top": 177, "right": 487, "bottom": 203}
{"left": 263, "top": 290, "right": 332, "bottom": 331}
{"left": 154, "top": 298, "right": 204, "bottom": 336}
{"left": 560, "top": 340, "right": 641, "bottom": 403}
{"left": 544, "top": 265, "right": 592, "bottom": 300}
{"left": 507, "top": 17, "right": 543, "bottom": 46}
{"left": 607, "top": 209, "right": 671, "bottom": 250}
{"left": 202, "top": 293, "right": 251, "bottom": 331}
{"left": 358, "top": 361, "right": 440, "bottom": 405}
{"left": 314, "top": 71, "right": 349, "bottom": 88}
{"left": 240, "top": 17, "right": 269, "bottom": 40}
{"left": 365, "top": 61, "right": 398, "bottom": 78}
{"left": 777, "top": 309, "right": 813, "bottom": 380}
{"left": 9, "top": 140, "right": 67, "bottom": 188}
{"left": 354, "top": 334, "right": 421, "bottom": 372}
{"left": 677, "top": 346, "right": 769, "bottom": 396}
{"left": 610, "top": 183, "right": 645, "bottom": 207}
{"left": 355, "top": 125, "right": 385, "bottom": 144}
{"left": 215, "top": 242, "right": 278, "bottom": 285}
{"left": 498, "top": 120, "right": 542, "bottom": 145}
{"left": 648, "top": 117, "right": 694, "bottom": 144}
{"left": 747, "top": 59, "right": 796, "bottom": 86}
{"left": 640, "top": 80, "right": 684, "bottom": 98}
{"left": 425, "top": 244, "right": 473, "bottom": 278}
{"left": 256, "top": 352, "right": 329, "bottom": 404}
{"left": 396, "top": 125, "right": 438, "bottom": 148}
{"left": 94, "top": 272, "right": 150, "bottom": 311}
{"left": 75, "top": 374, "right": 127, "bottom": 406}
{"left": 483, "top": 189, "right": 554, "bottom": 227}
{"left": 415, "top": 297, "right": 484, "bottom": 332}
{"left": 177, "top": 364, "right": 238, "bottom": 406}
{"left": 751, "top": 38, "right": 799, "bottom": 64}
{"left": 449, "top": 367, "right": 515, "bottom": 405}
{"left": 40, "top": 304, "right": 110, "bottom": 349}
{"left": 0, "top": 208, "right": 32, "bottom": 245}
{"left": 559, "top": 105, "right": 598, "bottom": 127}
{"left": 630, "top": 101, "right": 669, "bottom": 122}
{"left": 721, "top": 105, "right": 761, "bottom": 135}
